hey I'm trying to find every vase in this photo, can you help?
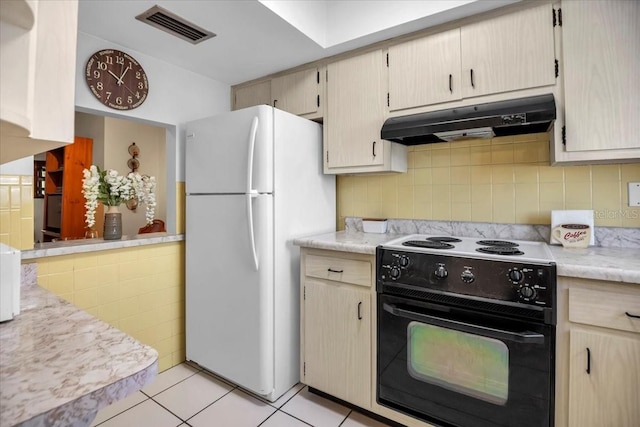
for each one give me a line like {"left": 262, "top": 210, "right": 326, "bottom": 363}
{"left": 103, "top": 205, "right": 122, "bottom": 240}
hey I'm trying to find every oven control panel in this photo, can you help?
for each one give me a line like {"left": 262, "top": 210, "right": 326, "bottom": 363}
{"left": 376, "top": 248, "right": 556, "bottom": 309}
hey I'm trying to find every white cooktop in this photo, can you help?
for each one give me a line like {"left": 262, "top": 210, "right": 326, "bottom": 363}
{"left": 382, "top": 234, "right": 555, "bottom": 264}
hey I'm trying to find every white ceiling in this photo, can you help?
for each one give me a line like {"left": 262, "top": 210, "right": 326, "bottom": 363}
{"left": 78, "top": 0, "right": 519, "bottom": 86}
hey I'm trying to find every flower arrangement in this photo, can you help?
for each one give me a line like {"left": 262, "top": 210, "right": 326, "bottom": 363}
{"left": 81, "top": 165, "right": 156, "bottom": 228}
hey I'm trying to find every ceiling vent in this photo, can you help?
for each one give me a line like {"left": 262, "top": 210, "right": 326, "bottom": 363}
{"left": 135, "top": 5, "right": 216, "bottom": 45}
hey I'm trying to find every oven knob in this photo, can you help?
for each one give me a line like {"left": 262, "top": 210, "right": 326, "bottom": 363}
{"left": 390, "top": 266, "right": 401, "bottom": 279}
{"left": 434, "top": 265, "right": 448, "bottom": 279}
{"left": 519, "top": 285, "right": 537, "bottom": 300}
{"left": 461, "top": 269, "right": 475, "bottom": 283}
{"left": 399, "top": 256, "right": 410, "bottom": 267}
{"left": 509, "top": 269, "right": 524, "bottom": 283}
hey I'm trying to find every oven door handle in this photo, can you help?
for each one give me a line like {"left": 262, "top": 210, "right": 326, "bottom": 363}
{"left": 382, "top": 303, "right": 545, "bottom": 344}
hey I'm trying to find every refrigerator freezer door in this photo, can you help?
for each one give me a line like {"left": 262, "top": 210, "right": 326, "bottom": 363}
{"left": 185, "top": 106, "right": 274, "bottom": 195}
{"left": 186, "top": 193, "right": 274, "bottom": 396}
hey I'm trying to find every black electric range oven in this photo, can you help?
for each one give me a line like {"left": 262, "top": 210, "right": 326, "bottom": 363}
{"left": 376, "top": 235, "right": 556, "bottom": 427}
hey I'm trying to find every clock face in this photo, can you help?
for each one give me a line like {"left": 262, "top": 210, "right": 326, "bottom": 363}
{"left": 85, "top": 49, "right": 149, "bottom": 110}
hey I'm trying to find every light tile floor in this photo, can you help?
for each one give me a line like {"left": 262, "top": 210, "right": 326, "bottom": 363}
{"left": 91, "top": 363, "right": 394, "bottom": 427}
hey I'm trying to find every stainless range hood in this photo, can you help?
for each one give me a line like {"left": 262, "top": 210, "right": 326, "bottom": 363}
{"left": 381, "top": 94, "right": 556, "bottom": 145}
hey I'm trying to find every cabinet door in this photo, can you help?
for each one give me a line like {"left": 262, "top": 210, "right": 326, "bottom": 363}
{"left": 388, "top": 29, "right": 462, "bottom": 111}
{"left": 326, "top": 50, "right": 386, "bottom": 170}
{"left": 569, "top": 329, "right": 640, "bottom": 427}
{"left": 461, "top": 3, "right": 555, "bottom": 98}
{"left": 271, "top": 68, "right": 319, "bottom": 116}
{"left": 562, "top": 0, "right": 640, "bottom": 153}
{"left": 233, "top": 80, "right": 271, "bottom": 110}
{"left": 303, "top": 279, "right": 371, "bottom": 409}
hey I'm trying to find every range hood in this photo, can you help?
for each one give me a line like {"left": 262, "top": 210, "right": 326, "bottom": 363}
{"left": 381, "top": 94, "right": 556, "bottom": 145}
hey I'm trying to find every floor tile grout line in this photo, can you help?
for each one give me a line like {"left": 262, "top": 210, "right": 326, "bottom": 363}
{"left": 146, "top": 396, "right": 191, "bottom": 424}
{"left": 272, "top": 409, "right": 315, "bottom": 427}
{"left": 92, "top": 395, "right": 151, "bottom": 426}
{"left": 182, "top": 386, "right": 238, "bottom": 423}
{"left": 141, "top": 370, "right": 201, "bottom": 398}
{"left": 338, "top": 409, "right": 353, "bottom": 427}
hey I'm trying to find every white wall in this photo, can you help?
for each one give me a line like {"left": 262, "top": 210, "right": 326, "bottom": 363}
{"left": 75, "top": 32, "right": 231, "bottom": 232}
{"left": 104, "top": 116, "right": 166, "bottom": 237}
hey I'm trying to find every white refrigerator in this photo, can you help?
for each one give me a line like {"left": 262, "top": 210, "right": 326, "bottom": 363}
{"left": 184, "top": 105, "right": 335, "bottom": 402}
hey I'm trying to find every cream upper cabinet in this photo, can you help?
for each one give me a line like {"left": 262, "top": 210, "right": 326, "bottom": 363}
{"left": 460, "top": 3, "right": 556, "bottom": 99}
{"left": 553, "top": 0, "right": 640, "bottom": 164}
{"left": 300, "top": 250, "right": 373, "bottom": 410}
{"left": 271, "top": 68, "right": 321, "bottom": 118}
{"left": 325, "top": 50, "right": 406, "bottom": 174}
{"left": 233, "top": 80, "right": 271, "bottom": 110}
{"left": 388, "top": 28, "right": 462, "bottom": 111}
{"left": 0, "top": 0, "right": 79, "bottom": 164}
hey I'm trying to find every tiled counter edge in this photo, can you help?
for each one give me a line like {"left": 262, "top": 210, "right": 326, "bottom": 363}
{"left": 0, "top": 284, "right": 158, "bottom": 427}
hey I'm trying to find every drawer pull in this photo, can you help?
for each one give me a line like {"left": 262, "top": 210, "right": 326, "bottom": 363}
{"left": 586, "top": 347, "right": 591, "bottom": 375}
{"left": 327, "top": 268, "right": 344, "bottom": 273}
{"left": 625, "top": 311, "right": 640, "bottom": 319}
{"left": 358, "top": 301, "right": 362, "bottom": 320}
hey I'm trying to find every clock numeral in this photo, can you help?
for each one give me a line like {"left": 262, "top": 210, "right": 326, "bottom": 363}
{"left": 135, "top": 91, "right": 140, "bottom": 99}
{"left": 136, "top": 71, "right": 141, "bottom": 79}
{"left": 115, "top": 96, "right": 123, "bottom": 105}
{"left": 116, "top": 56, "right": 125, "bottom": 65}
{"left": 93, "top": 70, "right": 100, "bottom": 79}
{"left": 96, "top": 82, "right": 103, "bottom": 90}
{"left": 127, "top": 96, "right": 133, "bottom": 104}
{"left": 105, "top": 56, "right": 113, "bottom": 65}
{"left": 105, "top": 91, "right": 112, "bottom": 100}
{"left": 97, "top": 62, "right": 107, "bottom": 70}
{"left": 138, "top": 82, "right": 144, "bottom": 90}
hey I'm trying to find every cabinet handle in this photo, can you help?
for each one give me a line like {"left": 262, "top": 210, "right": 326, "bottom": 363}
{"left": 273, "top": 99, "right": 277, "bottom": 107}
{"left": 449, "top": 74, "right": 452, "bottom": 93}
{"left": 358, "top": 301, "right": 363, "bottom": 320}
{"left": 586, "top": 347, "right": 591, "bottom": 375}
{"left": 626, "top": 311, "right": 640, "bottom": 319}
{"left": 470, "top": 69, "right": 475, "bottom": 88}
{"left": 327, "top": 268, "right": 343, "bottom": 273}
{"left": 372, "top": 141, "right": 376, "bottom": 157}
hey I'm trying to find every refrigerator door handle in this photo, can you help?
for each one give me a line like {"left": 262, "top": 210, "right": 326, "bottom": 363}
{"left": 246, "top": 193, "right": 259, "bottom": 271}
{"left": 247, "top": 116, "right": 259, "bottom": 195}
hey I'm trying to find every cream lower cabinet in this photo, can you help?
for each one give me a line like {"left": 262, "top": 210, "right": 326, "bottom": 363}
{"left": 300, "top": 249, "right": 373, "bottom": 410}
{"left": 553, "top": 0, "right": 640, "bottom": 164}
{"left": 325, "top": 50, "right": 406, "bottom": 174}
{"left": 557, "top": 278, "right": 640, "bottom": 427}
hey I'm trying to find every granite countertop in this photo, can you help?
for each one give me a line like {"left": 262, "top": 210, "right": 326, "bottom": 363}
{"left": 0, "top": 285, "right": 158, "bottom": 427}
{"left": 294, "top": 231, "right": 640, "bottom": 285}
{"left": 22, "top": 233, "right": 184, "bottom": 260}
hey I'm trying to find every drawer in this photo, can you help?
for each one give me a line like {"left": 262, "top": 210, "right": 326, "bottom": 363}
{"left": 305, "top": 254, "right": 372, "bottom": 288}
{"left": 569, "top": 287, "right": 640, "bottom": 334}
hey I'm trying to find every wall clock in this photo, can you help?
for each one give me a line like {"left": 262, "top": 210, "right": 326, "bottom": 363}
{"left": 85, "top": 49, "right": 149, "bottom": 110}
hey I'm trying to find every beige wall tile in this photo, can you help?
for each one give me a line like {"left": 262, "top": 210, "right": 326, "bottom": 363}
{"left": 492, "top": 165, "right": 514, "bottom": 184}
{"left": 414, "top": 150, "right": 432, "bottom": 168}
{"left": 565, "top": 182, "right": 592, "bottom": 205}
{"left": 539, "top": 166, "right": 564, "bottom": 183}
{"left": 514, "top": 165, "right": 538, "bottom": 183}
{"left": 431, "top": 147, "right": 451, "bottom": 167}
{"left": 450, "top": 147, "right": 470, "bottom": 166}
{"left": 432, "top": 167, "right": 450, "bottom": 185}
{"left": 591, "top": 165, "right": 621, "bottom": 182}
{"left": 470, "top": 146, "right": 492, "bottom": 165}
{"left": 564, "top": 165, "right": 591, "bottom": 182}
{"left": 491, "top": 144, "right": 514, "bottom": 164}
{"left": 471, "top": 165, "right": 492, "bottom": 184}
{"left": 450, "top": 166, "right": 471, "bottom": 185}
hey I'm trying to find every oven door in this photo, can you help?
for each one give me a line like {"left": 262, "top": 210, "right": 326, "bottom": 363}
{"left": 377, "top": 293, "right": 554, "bottom": 427}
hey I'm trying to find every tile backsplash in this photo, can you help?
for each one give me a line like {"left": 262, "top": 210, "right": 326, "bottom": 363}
{"left": 0, "top": 175, "right": 34, "bottom": 250}
{"left": 337, "top": 133, "right": 640, "bottom": 230}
